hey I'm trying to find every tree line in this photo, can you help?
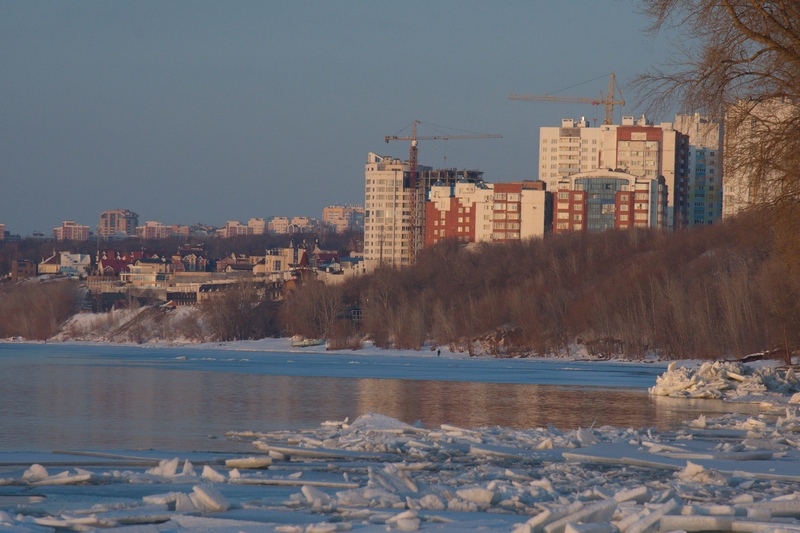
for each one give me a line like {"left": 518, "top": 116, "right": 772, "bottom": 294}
{"left": 284, "top": 209, "right": 800, "bottom": 362}
{"left": 2, "top": 209, "right": 797, "bottom": 362}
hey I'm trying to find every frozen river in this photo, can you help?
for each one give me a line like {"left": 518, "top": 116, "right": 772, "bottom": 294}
{"left": 1, "top": 342, "right": 793, "bottom": 532}
{"left": 0, "top": 342, "right": 755, "bottom": 453}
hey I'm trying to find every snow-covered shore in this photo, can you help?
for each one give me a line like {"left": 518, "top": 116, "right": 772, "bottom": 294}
{"left": 3, "top": 361, "right": 800, "bottom": 531}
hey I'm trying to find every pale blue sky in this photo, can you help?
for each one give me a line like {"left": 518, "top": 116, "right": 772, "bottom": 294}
{"left": 0, "top": 1, "right": 674, "bottom": 235}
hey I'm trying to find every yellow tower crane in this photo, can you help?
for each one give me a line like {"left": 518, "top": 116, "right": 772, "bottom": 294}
{"left": 384, "top": 120, "right": 501, "bottom": 264}
{"left": 508, "top": 73, "right": 625, "bottom": 125}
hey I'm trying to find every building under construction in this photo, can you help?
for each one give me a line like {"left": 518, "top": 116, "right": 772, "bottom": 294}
{"left": 363, "top": 153, "right": 488, "bottom": 272}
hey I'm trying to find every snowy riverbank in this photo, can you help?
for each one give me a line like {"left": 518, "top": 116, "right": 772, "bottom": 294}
{"left": 3, "top": 360, "right": 800, "bottom": 531}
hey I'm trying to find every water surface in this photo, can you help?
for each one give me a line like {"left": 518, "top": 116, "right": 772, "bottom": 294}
{"left": 0, "top": 343, "right": 759, "bottom": 452}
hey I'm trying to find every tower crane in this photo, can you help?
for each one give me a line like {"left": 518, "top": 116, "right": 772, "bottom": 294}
{"left": 384, "top": 120, "right": 501, "bottom": 264}
{"left": 508, "top": 73, "right": 625, "bottom": 125}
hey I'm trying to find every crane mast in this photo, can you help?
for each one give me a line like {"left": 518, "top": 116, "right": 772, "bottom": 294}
{"left": 384, "top": 120, "right": 501, "bottom": 264}
{"left": 509, "top": 73, "right": 625, "bottom": 125}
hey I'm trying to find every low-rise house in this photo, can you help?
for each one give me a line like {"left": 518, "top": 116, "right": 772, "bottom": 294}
{"left": 172, "top": 245, "right": 209, "bottom": 273}
{"left": 59, "top": 252, "right": 91, "bottom": 277}
{"left": 38, "top": 253, "right": 61, "bottom": 275}
{"left": 97, "top": 259, "right": 132, "bottom": 277}
{"left": 120, "top": 258, "right": 173, "bottom": 288}
{"left": 262, "top": 247, "right": 309, "bottom": 279}
{"left": 11, "top": 259, "right": 37, "bottom": 282}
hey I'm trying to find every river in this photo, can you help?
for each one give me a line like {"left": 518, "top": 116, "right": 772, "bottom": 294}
{"left": 0, "top": 342, "right": 758, "bottom": 453}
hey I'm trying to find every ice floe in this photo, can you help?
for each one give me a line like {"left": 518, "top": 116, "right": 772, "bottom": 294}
{"left": 7, "top": 364, "right": 800, "bottom": 530}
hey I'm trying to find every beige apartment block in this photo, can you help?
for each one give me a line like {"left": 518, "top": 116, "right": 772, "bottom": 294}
{"left": 323, "top": 205, "right": 365, "bottom": 233}
{"left": 248, "top": 218, "right": 266, "bottom": 235}
{"left": 268, "top": 216, "right": 290, "bottom": 234}
{"left": 99, "top": 209, "right": 139, "bottom": 238}
{"left": 364, "top": 152, "right": 425, "bottom": 272}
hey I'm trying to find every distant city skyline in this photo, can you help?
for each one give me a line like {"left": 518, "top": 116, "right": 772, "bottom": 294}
{"left": 1, "top": 1, "right": 675, "bottom": 235}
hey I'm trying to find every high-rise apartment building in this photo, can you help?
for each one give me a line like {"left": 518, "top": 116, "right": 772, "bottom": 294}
{"left": 426, "top": 180, "right": 549, "bottom": 246}
{"left": 427, "top": 180, "right": 494, "bottom": 246}
{"left": 553, "top": 170, "right": 667, "bottom": 233}
{"left": 723, "top": 98, "right": 796, "bottom": 218}
{"left": 363, "top": 152, "right": 435, "bottom": 271}
{"left": 98, "top": 209, "right": 139, "bottom": 238}
{"left": 598, "top": 116, "right": 688, "bottom": 230}
{"left": 54, "top": 221, "right": 90, "bottom": 241}
{"left": 0, "top": 224, "right": 4, "bottom": 240}
{"left": 364, "top": 153, "right": 414, "bottom": 271}
{"left": 539, "top": 115, "right": 690, "bottom": 230}
{"left": 673, "top": 114, "right": 723, "bottom": 225}
{"left": 539, "top": 118, "right": 602, "bottom": 193}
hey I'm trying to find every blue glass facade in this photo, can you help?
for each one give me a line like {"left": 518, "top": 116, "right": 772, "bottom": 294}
{"left": 574, "top": 177, "right": 631, "bottom": 231}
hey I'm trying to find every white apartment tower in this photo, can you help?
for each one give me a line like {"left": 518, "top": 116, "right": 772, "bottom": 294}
{"left": 539, "top": 118, "right": 602, "bottom": 192}
{"left": 364, "top": 153, "right": 431, "bottom": 272}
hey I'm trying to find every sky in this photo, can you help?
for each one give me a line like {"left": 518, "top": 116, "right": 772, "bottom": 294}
{"left": 0, "top": 1, "right": 677, "bottom": 236}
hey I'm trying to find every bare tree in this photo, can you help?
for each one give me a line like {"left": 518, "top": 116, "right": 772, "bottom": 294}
{"left": 635, "top": 1, "right": 800, "bottom": 218}
{"left": 201, "top": 282, "right": 266, "bottom": 342}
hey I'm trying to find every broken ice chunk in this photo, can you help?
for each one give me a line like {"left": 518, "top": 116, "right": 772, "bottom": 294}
{"left": 190, "top": 483, "right": 230, "bottom": 512}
